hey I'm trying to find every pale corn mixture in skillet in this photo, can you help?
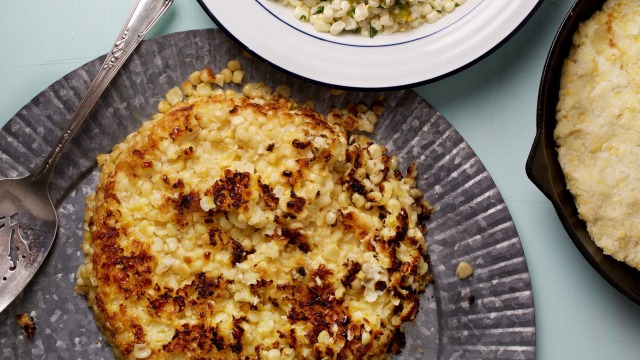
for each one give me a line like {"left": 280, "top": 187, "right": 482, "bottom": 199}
{"left": 555, "top": 0, "right": 640, "bottom": 270}
{"left": 76, "top": 61, "right": 433, "bottom": 359}
{"left": 269, "top": 0, "right": 467, "bottom": 37}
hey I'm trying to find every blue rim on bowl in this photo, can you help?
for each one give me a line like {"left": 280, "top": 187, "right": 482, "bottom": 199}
{"left": 197, "top": 0, "right": 542, "bottom": 90}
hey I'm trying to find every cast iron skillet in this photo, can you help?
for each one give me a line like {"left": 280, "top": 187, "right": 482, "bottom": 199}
{"left": 526, "top": 0, "right": 640, "bottom": 306}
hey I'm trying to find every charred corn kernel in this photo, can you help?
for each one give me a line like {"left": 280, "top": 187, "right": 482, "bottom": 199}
{"left": 181, "top": 81, "right": 195, "bottom": 96}
{"left": 371, "top": 102, "right": 385, "bottom": 116}
{"left": 200, "top": 67, "right": 216, "bottom": 83}
{"left": 366, "top": 191, "right": 382, "bottom": 203}
{"left": 409, "top": 188, "right": 423, "bottom": 199}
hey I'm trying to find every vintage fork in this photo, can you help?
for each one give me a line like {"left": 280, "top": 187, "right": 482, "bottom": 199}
{"left": 0, "top": 0, "right": 174, "bottom": 314}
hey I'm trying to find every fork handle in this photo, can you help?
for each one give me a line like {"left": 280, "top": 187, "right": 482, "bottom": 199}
{"left": 31, "top": 0, "right": 174, "bottom": 182}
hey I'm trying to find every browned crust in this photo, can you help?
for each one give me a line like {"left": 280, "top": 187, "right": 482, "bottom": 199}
{"left": 79, "top": 94, "right": 431, "bottom": 360}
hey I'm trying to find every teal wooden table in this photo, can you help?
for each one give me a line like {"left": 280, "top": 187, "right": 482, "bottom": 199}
{"left": 1, "top": 0, "right": 639, "bottom": 358}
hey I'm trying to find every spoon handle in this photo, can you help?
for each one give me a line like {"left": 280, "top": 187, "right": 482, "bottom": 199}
{"left": 31, "top": 0, "right": 174, "bottom": 181}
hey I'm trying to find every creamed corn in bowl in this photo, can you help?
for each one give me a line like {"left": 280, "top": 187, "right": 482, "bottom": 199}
{"left": 76, "top": 63, "right": 432, "bottom": 359}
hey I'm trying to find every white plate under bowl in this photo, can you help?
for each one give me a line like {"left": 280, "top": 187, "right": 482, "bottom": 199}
{"left": 198, "top": 0, "right": 541, "bottom": 89}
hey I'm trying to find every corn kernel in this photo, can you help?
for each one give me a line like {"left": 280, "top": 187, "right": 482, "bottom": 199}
{"left": 157, "top": 100, "right": 171, "bottom": 113}
{"left": 220, "top": 68, "right": 233, "bottom": 83}
{"left": 165, "top": 86, "right": 183, "bottom": 105}
{"left": 275, "top": 84, "right": 291, "bottom": 98}
{"left": 212, "top": 74, "right": 225, "bottom": 87}
{"left": 227, "top": 59, "right": 242, "bottom": 71}
{"left": 200, "top": 67, "right": 216, "bottom": 83}
{"left": 196, "top": 82, "right": 213, "bottom": 97}
{"left": 232, "top": 70, "right": 244, "bottom": 84}
{"left": 188, "top": 71, "right": 202, "bottom": 85}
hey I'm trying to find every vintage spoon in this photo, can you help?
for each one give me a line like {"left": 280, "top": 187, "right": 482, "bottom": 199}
{"left": 0, "top": 0, "right": 173, "bottom": 314}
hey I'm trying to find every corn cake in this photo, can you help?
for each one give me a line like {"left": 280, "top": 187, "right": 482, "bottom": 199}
{"left": 76, "top": 75, "right": 432, "bottom": 359}
{"left": 555, "top": 0, "right": 640, "bottom": 270}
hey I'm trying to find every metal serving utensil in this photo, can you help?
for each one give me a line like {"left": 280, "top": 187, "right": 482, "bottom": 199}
{"left": 0, "top": 0, "right": 173, "bottom": 314}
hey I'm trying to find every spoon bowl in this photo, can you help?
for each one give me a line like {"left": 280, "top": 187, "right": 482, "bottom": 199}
{"left": 0, "top": 175, "right": 57, "bottom": 309}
